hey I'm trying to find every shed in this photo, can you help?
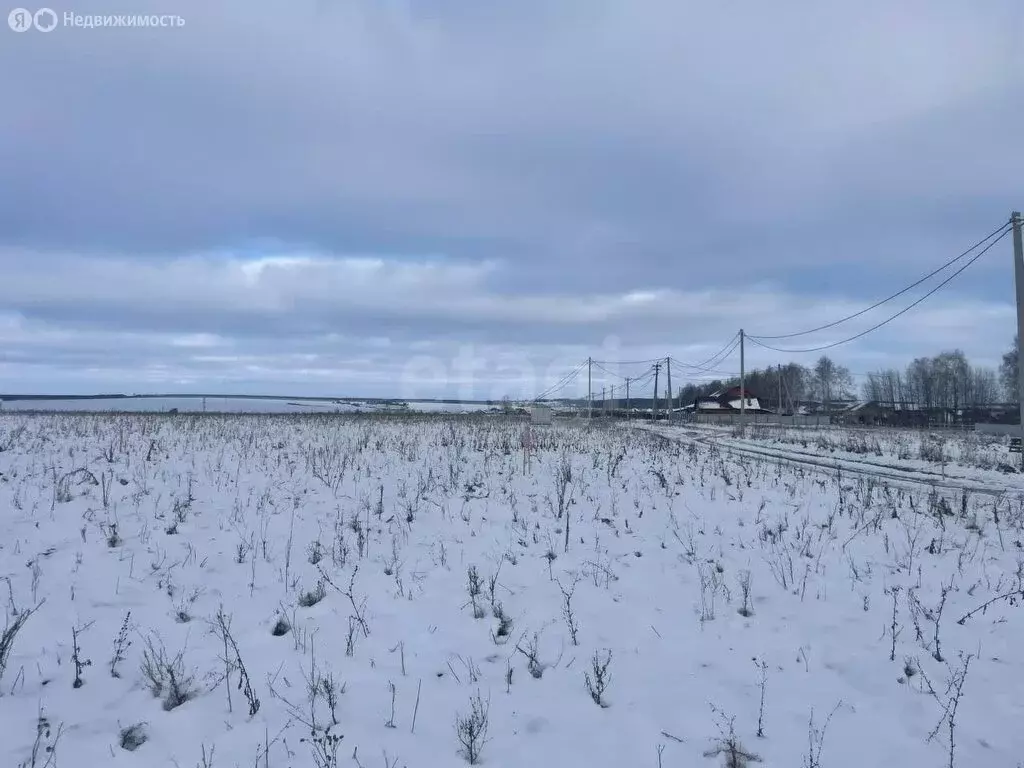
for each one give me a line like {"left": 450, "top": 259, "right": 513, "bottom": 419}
{"left": 530, "top": 405, "right": 553, "bottom": 425}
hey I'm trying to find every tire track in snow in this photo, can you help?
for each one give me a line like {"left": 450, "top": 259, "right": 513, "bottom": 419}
{"left": 637, "top": 424, "right": 1024, "bottom": 498}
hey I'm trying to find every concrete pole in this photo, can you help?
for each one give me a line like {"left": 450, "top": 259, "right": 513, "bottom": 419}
{"left": 778, "top": 363, "right": 783, "bottom": 416}
{"left": 739, "top": 329, "right": 746, "bottom": 422}
{"left": 1012, "top": 212, "right": 1024, "bottom": 467}
{"left": 665, "top": 356, "right": 673, "bottom": 425}
{"left": 652, "top": 363, "right": 661, "bottom": 422}
{"left": 587, "top": 357, "right": 592, "bottom": 420}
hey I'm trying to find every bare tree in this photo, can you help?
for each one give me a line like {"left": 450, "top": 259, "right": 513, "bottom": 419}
{"left": 813, "top": 356, "right": 853, "bottom": 411}
{"left": 1001, "top": 335, "right": 1019, "bottom": 401}
{"left": 905, "top": 357, "right": 935, "bottom": 411}
{"left": 969, "top": 367, "right": 999, "bottom": 407}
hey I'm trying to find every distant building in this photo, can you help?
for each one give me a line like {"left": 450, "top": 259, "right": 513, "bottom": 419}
{"left": 834, "top": 400, "right": 1007, "bottom": 427}
{"left": 692, "top": 386, "right": 769, "bottom": 414}
{"left": 964, "top": 404, "right": 1017, "bottom": 425}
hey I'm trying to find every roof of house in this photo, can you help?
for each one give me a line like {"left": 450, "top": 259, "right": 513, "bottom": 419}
{"left": 709, "top": 386, "right": 759, "bottom": 400}
{"left": 694, "top": 388, "right": 765, "bottom": 412}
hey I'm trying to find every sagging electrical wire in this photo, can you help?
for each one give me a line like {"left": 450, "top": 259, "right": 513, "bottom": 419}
{"left": 746, "top": 226, "right": 1012, "bottom": 354}
{"left": 748, "top": 221, "right": 1012, "bottom": 341}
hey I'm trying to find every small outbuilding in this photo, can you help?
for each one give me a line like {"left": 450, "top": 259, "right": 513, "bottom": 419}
{"left": 530, "top": 405, "right": 553, "bottom": 425}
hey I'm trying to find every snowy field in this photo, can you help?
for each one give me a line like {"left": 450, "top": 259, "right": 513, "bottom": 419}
{"left": 2, "top": 413, "right": 1024, "bottom": 768}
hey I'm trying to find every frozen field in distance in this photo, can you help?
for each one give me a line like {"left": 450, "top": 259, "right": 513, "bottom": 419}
{"left": 0, "top": 397, "right": 493, "bottom": 414}
{"left": 2, "top": 412, "right": 1024, "bottom": 767}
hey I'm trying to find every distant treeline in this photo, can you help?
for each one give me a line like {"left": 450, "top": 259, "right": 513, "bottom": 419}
{"left": 673, "top": 346, "right": 1012, "bottom": 412}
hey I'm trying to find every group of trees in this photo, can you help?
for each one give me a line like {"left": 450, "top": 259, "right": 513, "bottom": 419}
{"left": 676, "top": 357, "right": 855, "bottom": 412}
{"left": 676, "top": 337, "right": 1020, "bottom": 412}
{"left": 1000, "top": 334, "right": 1019, "bottom": 399}
{"left": 861, "top": 351, "right": 999, "bottom": 411}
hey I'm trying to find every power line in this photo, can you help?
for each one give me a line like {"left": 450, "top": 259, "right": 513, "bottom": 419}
{"left": 676, "top": 368, "right": 740, "bottom": 378}
{"left": 589, "top": 334, "right": 740, "bottom": 373}
{"left": 527, "top": 314, "right": 928, "bottom": 405}
{"left": 674, "top": 333, "right": 741, "bottom": 370}
{"left": 748, "top": 221, "right": 1013, "bottom": 341}
{"left": 531, "top": 360, "right": 587, "bottom": 402}
{"left": 671, "top": 337, "right": 740, "bottom": 375}
{"left": 627, "top": 366, "right": 658, "bottom": 389}
{"left": 670, "top": 354, "right": 736, "bottom": 375}
{"left": 671, "top": 360, "right": 737, "bottom": 379}
{"left": 591, "top": 356, "right": 667, "bottom": 366}
{"left": 591, "top": 360, "right": 641, "bottom": 381}
{"left": 746, "top": 226, "right": 1012, "bottom": 354}
{"left": 529, "top": 354, "right": 685, "bottom": 405}
{"left": 532, "top": 338, "right": 739, "bottom": 404}
{"left": 595, "top": 344, "right": 738, "bottom": 381}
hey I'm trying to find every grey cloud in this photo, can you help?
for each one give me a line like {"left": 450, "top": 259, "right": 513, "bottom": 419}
{"left": 0, "top": 247, "right": 1014, "bottom": 393}
{"left": 5, "top": 249, "right": 994, "bottom": 344}
{"left": 3, "top": 0, "right": 1019, "bottom": 261}
{"left": 0, "top": 0, "right": 1021, "bottom": 394}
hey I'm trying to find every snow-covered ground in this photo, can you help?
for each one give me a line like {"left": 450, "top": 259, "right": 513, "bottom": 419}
{"left": 2, "top": 413, "right": 1023, "bottom": 767}
{"left": 654, "top": 422, "right": 1024, "bottom": 490}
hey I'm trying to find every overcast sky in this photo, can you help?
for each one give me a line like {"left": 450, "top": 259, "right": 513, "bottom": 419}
{"left": 2, "top": 0, "right": 1022, "bottom": 400}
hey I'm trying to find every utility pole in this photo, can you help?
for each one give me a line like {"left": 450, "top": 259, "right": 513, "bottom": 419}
{"left": 625, "top": 378, "right": 631, "bottom": 420}
{"left": 778, "top": 363, "right": 783, "bottom": 416}
{"left": 1013, "top": 211, "right": 1024, "bottom": 467}
{"left": 652, "top": 362, "right": 661, "bottom": 422}
{"left": 610, "top": 384, "right": 616, "bottom": 417}
{"left": 739, "top": 329, "right": 746, "bottom": 421}
{"left": 587, "top": 357, "right": 593, "bottom": 420}
{"left": 600, "top": 386, "right": 606, "bottom": 416}
{"left": 665, "top": 357, "right": 673, "bottom": 425}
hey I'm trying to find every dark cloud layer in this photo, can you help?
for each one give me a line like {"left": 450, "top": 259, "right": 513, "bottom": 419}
{"left": 1, "top": 0, "right": 1021, "bottom": 396}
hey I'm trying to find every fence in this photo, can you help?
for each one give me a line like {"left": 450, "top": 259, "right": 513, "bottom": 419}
{"left": 974, "top": 423, "right": 1023, "bottom": 437}
{"left": 684, "top": 413, "right": 1004, "bottom": 432}
{"left": 687, "top": 413, "right": 829, "bottom": 427}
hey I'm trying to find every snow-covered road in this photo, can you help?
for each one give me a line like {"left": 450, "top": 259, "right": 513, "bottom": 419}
{"left": 639, "top": 423, "right": 1024, "bottom": 497}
